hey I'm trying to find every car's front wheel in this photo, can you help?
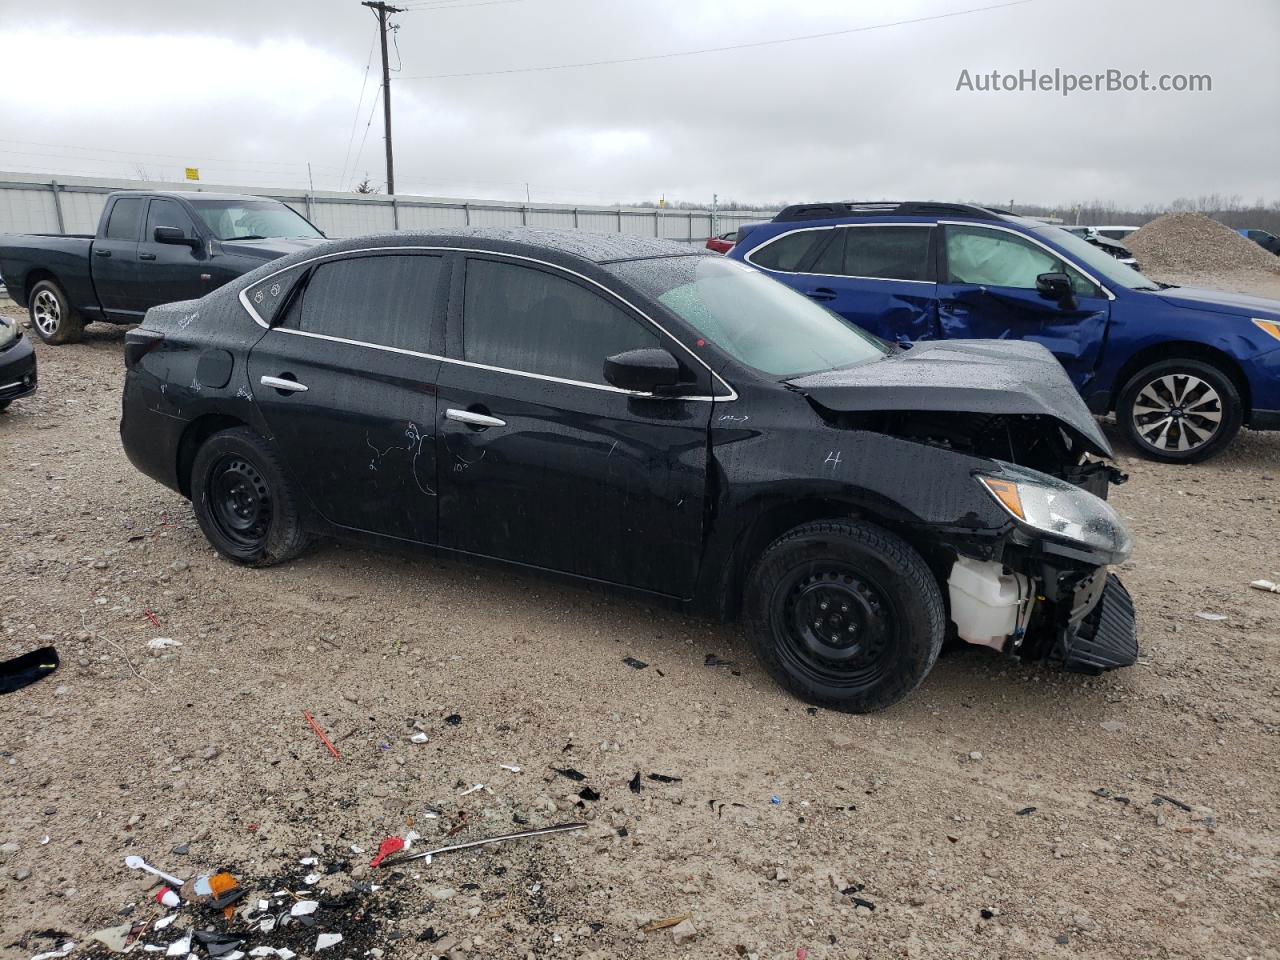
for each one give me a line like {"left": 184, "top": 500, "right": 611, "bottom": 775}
{"left": 191, "top": 427, "right": 310, "bottom": 566}
{"left": 28, "top": 278, "right": 84, "bottom": 345}
{"left": 744, "top": 520, "right": 945, "bottom": 713}
{"left": 1117, "top": 359, "right": 1242, "bottom": 463}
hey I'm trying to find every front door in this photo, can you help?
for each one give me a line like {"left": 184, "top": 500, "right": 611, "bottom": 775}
{"left": 936, "top": 223, "right": 1110, "bottom": 390}
{"left": 139, "top": 198, "right": 210, "bottom": 308}
{"left": 246, "top": 251, "right": 448, "bottom": 544}
{"left": 435, "top": 254, "right": 711, "bottom": 598}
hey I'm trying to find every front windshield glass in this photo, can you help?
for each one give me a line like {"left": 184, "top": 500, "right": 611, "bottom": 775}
{"left": 610, "top": 255, "right": 889, "bottom": 378}
{"left": 188, "top": 199, "right": 323, "bottom": 241}
{"left": 1037, "top": 225, "right": 1157, "bottom": 290}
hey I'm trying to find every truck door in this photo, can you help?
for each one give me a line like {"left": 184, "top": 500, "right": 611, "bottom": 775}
{"left": 936, "top": 223, "right": 1110, "bottom": 391}
{"left": 139, "top": 198, "right": 211, "bottom": 309}
{"left": 93, "top": 196, "right": 145, "bottom": 317}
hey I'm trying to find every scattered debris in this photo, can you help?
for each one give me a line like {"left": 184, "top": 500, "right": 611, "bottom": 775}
{"left": 123, "top": 854, "right": 184, "bottom": 887}
{"left": 408, "top": 732, "right": 429, "bottom": 744}
{"left": 376, "top": 822, "right": 586, "bottom": 868}
{"left": 1100, "top": 720, "right": 1125, "bottom": 733}
{"left": 0, "top": 645, "right": 59, "bottom": 695}
{"left": 499, "top": 764, "right": 522, "bottom": 772}
{"left": 670, "top": 918, "right": 698, "bottom": 945}
{"left": 155, "top": 887, "right": 181, "bottom": 907}
{"left": 703, "top": 654, "right": 734, "bottom": 667}
{"left": 555, "top": 767, "right": 587, "bottom": 782}
{"left": 91, "top": 923, "right": 134, "bottom": 952}
{"left": 303, "top": 711, "right": 341, "bottom": 759}
{"left": 1016, "top": 806, "right": 1037, "bottom": 816}
{"left": 31, "top": 943, "right": 76, "bottom": 960}
{"left": 647, "top": 773, "right": 681, "bottom": 783}
{"left": 578, "top": 786, "right": 600, "bottom": 802}
{"left": 1249, "top": 579, "right": 1279, "bottom": 593}
{"left": 770, "top": 795, "right": 782, "bottom": 805}
{"left": 628, "top": 772, "right": 642, "bottom": 794}
{"left": 314, "top": 933, "right": 343, "bottom": 951}
{"left": 444, "top": 714, "right": 462, "bottom": 725}
{"left": 642, "top": 914, "right": 691, "bottom": 932}
{"left": 1153, "top": 793, "right": 1194, "bottom": 812}
{"left": 290, "top": 900, "right": 319, "bottom": 917}
{"left": 459, "top": 783, "right": 492, "bottom": 797}
{"left": 146, "top": 637, "right": 181, "bottom": 650}
{"left": 1195, "top": 611, "right": 1228, "bottom": 621}
{"left": 368, "top": 837, "right": 405, "bottom": 868}
{"left": 622, "top": 656, "right": 648, "bottom": 669}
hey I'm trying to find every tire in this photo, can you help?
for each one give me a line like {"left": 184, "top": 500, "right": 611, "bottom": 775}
{"left": 0, "top": 400, "right": 10, "bottom": 412}
{"left": 1117, "top": 359, "right": 1242, "bottom": 463}
{"left": 744, "top": 520, "right": 945, "bottom": 713}
{"left": 27, "top": 279, "right": 84, "bottom": 345}
{"left": 190, "top": 427, "right": 310, "bottom": 566}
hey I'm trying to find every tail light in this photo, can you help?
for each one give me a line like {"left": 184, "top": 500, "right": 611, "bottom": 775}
{"left": 124, "top": 329, "right": 165, "bottom": 370}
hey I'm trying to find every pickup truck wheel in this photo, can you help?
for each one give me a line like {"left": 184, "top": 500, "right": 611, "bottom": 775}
{"left": 190, "top": 427, "right": 310, "bottom": 567}
{"left": 1118, "top": 359, "right": 1241, "bottom": 463}
{"left": 28, "top": 279, "right": 84, "bottom": 345}
{"left": 744, "top": 520, "right": 944, "bottom": 713}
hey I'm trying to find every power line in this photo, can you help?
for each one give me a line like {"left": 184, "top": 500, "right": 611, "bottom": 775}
{"left": 0, "top": 137, "right": 344, "bottom": 173}
{"left": 362, "top": 1, "right": 405, "bottom": 195}
{"left": 401, "top": 0, "right": 523, "bottom": 10}
{"left": 399, "top": 0, "right": 1036, "bottom": 80}
{"left": 349, "top": 82, "right": 386, "bottom": 190}
{"left": 340, "top": 24, "right": 380, "bottom": 190}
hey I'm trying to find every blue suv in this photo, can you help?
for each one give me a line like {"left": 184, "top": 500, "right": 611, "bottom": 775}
{"left": 730, "top": 201, "right": 1280, "bottom": 462}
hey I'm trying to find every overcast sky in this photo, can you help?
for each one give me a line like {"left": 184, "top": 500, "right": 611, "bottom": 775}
{"left": 1, "top": 0, "right": 1276, "bottom": 209}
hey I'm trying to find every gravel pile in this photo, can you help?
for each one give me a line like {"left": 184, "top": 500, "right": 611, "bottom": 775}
{"left": 1125, "top": 212, "right": 1280, "bottom": 276}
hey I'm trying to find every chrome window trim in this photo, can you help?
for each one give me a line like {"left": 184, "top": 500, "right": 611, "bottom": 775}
{"left": 743, "top": 223, "right": 936, "bottom": 284}
{"left": 938, "top": 220, "right": 1116, "bottom": 301}
{"left": 238, "top": 244, "right": 737, "bottom": 402}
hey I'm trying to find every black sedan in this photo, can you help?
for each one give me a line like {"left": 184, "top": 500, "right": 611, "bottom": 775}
{"left": 120, "top": 229, "right": 1137, "bottom": 712}
{"left": 0, "top": 312, "right": 37, "bottom": 410}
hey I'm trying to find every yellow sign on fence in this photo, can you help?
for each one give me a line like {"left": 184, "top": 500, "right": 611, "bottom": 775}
{"left": 185, "top": 168, "right": 200, "bottom": 181}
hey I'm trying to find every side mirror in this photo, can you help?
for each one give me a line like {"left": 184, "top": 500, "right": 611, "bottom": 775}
{"left": 603, "top": 348, "right": 682, "bottom": 394}
{"left": 1036, "top": 272, "right": 1076, "bottom": 309}
{"left": 154, "top": 226, "right": 200, "bottom": 248}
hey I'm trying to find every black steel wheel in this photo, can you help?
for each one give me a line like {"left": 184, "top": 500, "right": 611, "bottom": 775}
{"left": 191, "top": 427, "right": 309, "bottom": 566}
{"left": 744, "top": 520, "right": 945, "bottom": 713}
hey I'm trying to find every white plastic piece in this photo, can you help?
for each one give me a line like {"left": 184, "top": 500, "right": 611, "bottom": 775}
{"left": 154, "top": 915, "right": 177, "bottom": 931}
{"left": 948, "top": 557, "right": 1032, "bottom": 651}
{"left": 409, "top": 732, "right": 429, "bottom": 744}
{"left": 290, "top": 900, "right": 319, "bottom": 917}
{"left": 316, "top": 934, "right": 343, "bottom": 951}
{"left": 304, "top": 872, "right": 321, "bottom": 885}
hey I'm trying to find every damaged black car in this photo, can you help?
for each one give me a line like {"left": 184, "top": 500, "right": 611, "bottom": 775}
{"left": 120, "top": 230, "right": 1137, "bottom": 712}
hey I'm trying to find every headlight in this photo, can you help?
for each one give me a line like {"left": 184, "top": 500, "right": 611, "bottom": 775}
{"left": 0, "top": 315, "right": 18, "bottom": 349}
{"left": 977, "top": 461, "right": 1132, "bottom": 561}
{"left": 1253, "top": 318, "right": 1280, "bottom": 344}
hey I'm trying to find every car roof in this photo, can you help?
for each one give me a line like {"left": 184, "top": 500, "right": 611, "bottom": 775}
{"left": 107, "top": 191, "right": 278, "bottom": 202}
{"left": 772, "top": 201, "right": 1015, "bottom": 224}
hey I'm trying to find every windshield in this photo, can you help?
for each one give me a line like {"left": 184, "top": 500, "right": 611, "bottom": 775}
{"left": 610, "top": 255, "right": 890, "bottom": 378}
{"left": 188, "top": 199, "right": 323, "bottom": 241}
{"left": 1037, "top": 225, "right": 1157, "bottom": 290}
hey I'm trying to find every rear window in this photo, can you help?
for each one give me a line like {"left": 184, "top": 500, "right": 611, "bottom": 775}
{"left": 811, "top": 226, "right": 933, "bottom": 282}
{"left": 104, "top": 198, "right": 145, "bottom": 241}
{"left": 243, "top": 265, "right": 308, "bottom": 325}
{"left": 747, "top": 229, "right": 828, "bottom": 272}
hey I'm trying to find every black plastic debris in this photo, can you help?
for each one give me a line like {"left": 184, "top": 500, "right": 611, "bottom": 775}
{"left": 980, "top": 909, "right": 995, "bottom": 920}
{"left": 623, "top": 656, "right": 648, "bottom": 669}
{"left": 555, "top": 767, "right": 587, "bottom": 782}
{"left": 628, "top": 772, "right": 642, "bottom": 794}
{"left": 0, "top": 646, "right": 59, "bottom": 695}
{"left": 805, "top": 707, "right": 818, "bottom": 716}
{"left": 194, "top": 931, "right": 244, "bottom": 957}
{"left": 1016, "top": 807, "right": 1037, "bottom": 816}
{"left": 1056, "top": 934, "right": 1070, "bottom": 945}
{"left": 704, "top": 654, "right": 734, "bottom": 667}
{"left": 444, "top": 714, "right": 462, "bottom": 725}
{"left": 578, "top": 786, "right": 600, "bottom": 802}
{"left": 1153, "top": 793, "right": 1193, "bottom": 812}
{"left": 512, "top": 813, "right": 529, "bottom": 825}
{"left": 648, "top": 773, "right": 682, "bottom": 784}
{"left": 417, "top": 927, "right": 446, "bottom": 944}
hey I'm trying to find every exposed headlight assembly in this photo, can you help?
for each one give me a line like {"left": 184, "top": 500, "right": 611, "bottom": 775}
{"left": 0, "top": 315, "right": 18, "bottom": 349}
{"left": 977, "top": 461, "right": 1132, "bottom": 562}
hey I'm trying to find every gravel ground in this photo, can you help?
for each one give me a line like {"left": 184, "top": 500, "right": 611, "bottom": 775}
{"left": 1, "top": 286, "right": 1278, "bottom": 960}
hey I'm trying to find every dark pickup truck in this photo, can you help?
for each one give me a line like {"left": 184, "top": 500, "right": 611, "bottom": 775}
{"left": 0, "top": 191, "right": 327, "bottom": 344}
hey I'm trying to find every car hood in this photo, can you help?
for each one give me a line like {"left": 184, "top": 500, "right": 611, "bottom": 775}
{"left": 1153, "top": 285, "right": 1280, "bottom": 320}
{"left": 220, "top": 237, "right": 328, "bottom": 260}
{"left": 787, "top": 339, "right": 1113, "bottom": 458}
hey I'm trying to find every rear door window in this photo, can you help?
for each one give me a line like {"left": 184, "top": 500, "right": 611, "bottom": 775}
{"left": 461, "top": 257, "right": 659, "bottom": 385}
{"left": 748, "top": 230, "right": 829, "bottom": 272}
{"left": 144, "top": 199, "right": 199, "bottom": 242}
{"left": 104, "top": 198, "right": 145, "bottom": 241}
{"left": 283, "top": 254, "right": 443, "bottom": 352}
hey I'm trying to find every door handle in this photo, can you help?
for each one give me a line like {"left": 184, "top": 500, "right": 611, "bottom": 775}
{"left": 807, "top": 287, "right": 837, "bottom": 301}
{"left": 95, "top": 249, "right": 112, "bottom": 258}
{"left": 260, "top": 375, "right": 308, "bottom": 393}
{"left": 446, "top": 408, "right": 505, "bottom": 428}
{"left": 139, "top": 253, "right": 156, "bottom": 261}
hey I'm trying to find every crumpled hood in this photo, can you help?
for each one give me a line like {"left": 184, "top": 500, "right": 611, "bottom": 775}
{"left": 787, "top": 339, "right": 1113, "bottom": 458}
{"left": 219, "top": 237, "right": 328, "bottom": 260}
{"left": 1154, "top": 285, "right": 1280, "bottom": 320}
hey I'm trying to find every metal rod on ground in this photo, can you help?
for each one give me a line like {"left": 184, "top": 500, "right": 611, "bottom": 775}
{"left": 362, "top": 1, "right": 404, "bottom": 196}
{"left": 377, "top": 823, "right": 586, "bottom": 867}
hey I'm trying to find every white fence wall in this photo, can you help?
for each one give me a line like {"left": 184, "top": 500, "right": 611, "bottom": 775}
{"left": 0, "top": 172, "right": 776, "bottom": 243}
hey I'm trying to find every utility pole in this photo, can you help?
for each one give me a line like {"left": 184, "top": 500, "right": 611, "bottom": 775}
{"left": 362, "top": 1, "right": 403, "bottom": 195}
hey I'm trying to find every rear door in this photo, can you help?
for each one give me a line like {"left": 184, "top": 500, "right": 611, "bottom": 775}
{"left": 93, "top": 196, "right": 146, "bottom": 316}
{"left": 798, "top": 224, "right": 937, "bottom": 341}
{"left": 246, "top": 250, "right": 447, "bottom": 544}
{"left": 138, "top": 198, "right": 210, "bottom": 308}
{"left": 936, "top": 223, "right": 1111, "bottom": 389}
{"left": 434, "top": 254, "right": 713, "bottom": 598}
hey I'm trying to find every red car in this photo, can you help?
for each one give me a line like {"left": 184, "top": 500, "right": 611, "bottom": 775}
{"left": 705, "top": 230, "right": 738, "bottom": 254}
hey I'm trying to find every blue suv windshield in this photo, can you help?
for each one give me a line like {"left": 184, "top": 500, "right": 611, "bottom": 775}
{"left": 1034, "top": 225, "right": 1159, "bottom": 291}
{"left": 611, "top": 256, "right": 890, "bottom": 378}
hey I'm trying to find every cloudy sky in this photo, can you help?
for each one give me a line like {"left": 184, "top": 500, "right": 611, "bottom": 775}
{"left": 1, "top": 0, "right": 1276, "bottom": 209}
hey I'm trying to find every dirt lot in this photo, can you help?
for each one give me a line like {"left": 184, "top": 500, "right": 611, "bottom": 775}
{"left": 1, "top": 275, "right": 1278, "bottom": 960}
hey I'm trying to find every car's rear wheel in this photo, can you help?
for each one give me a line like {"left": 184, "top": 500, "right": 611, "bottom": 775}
{"left": 1117, "top": 359, "right": 1241, "bottom": 463}
{"left": 744, "top": 520, "right": 945, "bottom": 713}
{"left": 28, "top": 279, "right": 84, "bottom": 345}
{"left": 191, "top": 427, "right": 310, "bottom": 566}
